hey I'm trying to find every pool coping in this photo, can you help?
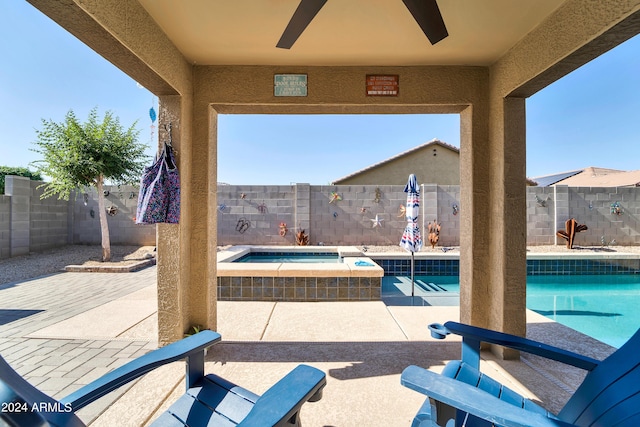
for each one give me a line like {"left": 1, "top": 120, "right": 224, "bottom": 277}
{"left": 217, "top": 245, "right": 384, "bottom": 277}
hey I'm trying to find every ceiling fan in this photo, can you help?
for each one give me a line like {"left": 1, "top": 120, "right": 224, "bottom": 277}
{"left": 276, "top": 0, "right": 448, "bottom": 49}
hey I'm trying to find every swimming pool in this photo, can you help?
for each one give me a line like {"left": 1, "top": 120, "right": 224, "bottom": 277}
{"left": 527, "top": 275, "right": 640, "bottom": 348}
{"left": 382, "top": 274, "right": 640, "bottom": 348}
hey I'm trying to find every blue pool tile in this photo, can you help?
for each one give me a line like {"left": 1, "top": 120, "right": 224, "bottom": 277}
{"left": 377, "top": 258, "right": 640, "bottom": 276}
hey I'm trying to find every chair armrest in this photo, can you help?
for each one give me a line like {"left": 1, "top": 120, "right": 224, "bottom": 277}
{"left": 238, "top": 364, "right": 326, "bottom": 427}
{"left": 401, "top": 365, "right": 576, "bottom": 427}
{"left": 432, "top": 322, "right": 599, "bottom": 371}
{"left": 61, "top": 330, "right": 221, "bottom": 411}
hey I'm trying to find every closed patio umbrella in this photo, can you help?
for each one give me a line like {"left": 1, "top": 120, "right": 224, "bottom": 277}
{"left": 400, "top": 174, "right": 422, "bottom": 297}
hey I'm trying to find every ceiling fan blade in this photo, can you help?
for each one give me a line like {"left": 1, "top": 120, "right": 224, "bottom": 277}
{"left": 276, "top": 0, "right": 328, "bottom": 49}
{"left": 402, "top": 0, "right": 448, "bottom": 45}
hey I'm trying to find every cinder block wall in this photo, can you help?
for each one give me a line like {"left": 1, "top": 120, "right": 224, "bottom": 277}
{"left": 218, "top": 184, "right": 640, "bottom": 248}
{"left": 0, "top": 176, "right": 155, "bottom": 259}
{"left": 29, "top": 180, "right": 69, "bottom": 252}
{"left": 0, "top": 195, "right": 10, "bottom": 259}
{"left": 309, "top": 185, "right": 407, "bottom": 246}
{"left": 525, "top": 186, "right": 640, "bottom": 246}
{"left": 434, "top": 185, "right": 461, "bottom": 247}
{"left": 216, "top": 185, "right": 296, "bottom": 245}
{"left": 567, "top": 186, "right": 640, "bottom": 246}
{"left": 2, "top": 177, "right": 640, "bottom": 260}
{"left": 527, "top": 187, "right": 556, "bottom": 245}
{"left": 70, "top": 185, "right": 156, "bottom": 246}
{"left": 218, "top": 184, "right": 458, "bottom": 247}
{"left": 4, "top": 176, "right": 31, "bottom": 256}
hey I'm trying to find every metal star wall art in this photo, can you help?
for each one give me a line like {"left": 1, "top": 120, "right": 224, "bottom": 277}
{"left": 370, "top": 214, "right": 384, "bottom": 228}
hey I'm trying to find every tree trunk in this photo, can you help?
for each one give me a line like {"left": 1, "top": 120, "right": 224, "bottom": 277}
{"left": 96, "top": 177, "right": 112, "bottom": 262}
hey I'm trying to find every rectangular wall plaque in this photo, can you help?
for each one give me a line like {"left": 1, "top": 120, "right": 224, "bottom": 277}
{"left": 274, "top": 74, "right": 308, "bottom": 97}
{"left": 366, "top": 74, "right": 399, "bottom": 96}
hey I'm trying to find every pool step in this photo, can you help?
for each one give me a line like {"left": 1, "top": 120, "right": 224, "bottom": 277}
{"left": 416, "top": 280, "right": 447, "bottom": 292}
{"left": 399, "top": 277, "right": 447, "bottom": 292}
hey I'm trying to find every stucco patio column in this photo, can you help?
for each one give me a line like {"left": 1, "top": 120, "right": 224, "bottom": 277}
{"left": 487, "top": 97, "right": 527, "bottom": 358}
{"left": 459, "top": 96, "right": 527, "bottom": 359}
{"left": 156, "top": 95, "right": 217, "bottom": 345}
{"left": 459, "top": 104, "right": 491, "bottom": 330}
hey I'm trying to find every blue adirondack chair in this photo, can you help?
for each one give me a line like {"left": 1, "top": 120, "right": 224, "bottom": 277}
{"left": 0, "top": 330, "right": 326, "bottom": 426}
{"left": 401, "top": 321, "right": 640, "bottom": 427}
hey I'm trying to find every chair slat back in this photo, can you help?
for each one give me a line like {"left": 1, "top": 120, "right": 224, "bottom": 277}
{"left": 559, "top": 329, "right": 640, "bottom": 427}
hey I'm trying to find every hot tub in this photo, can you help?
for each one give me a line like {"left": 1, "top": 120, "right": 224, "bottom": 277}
{"left": 232, "top": 251, "right": 341, "bottom": 263}
{"left": 217, "top": 246, "right": 383, "bottom": 302}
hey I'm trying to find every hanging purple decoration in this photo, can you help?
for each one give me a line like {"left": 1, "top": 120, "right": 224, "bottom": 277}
{"left": 149, "top": 107, "right": 157, "bottom": 123}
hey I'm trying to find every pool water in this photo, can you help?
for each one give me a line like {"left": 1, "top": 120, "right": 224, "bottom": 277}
{"left": 233, "top": 252, "right": 340, "bottom": 263}
{"left": 527, "top": 275, "right": 640, "bottom": 348}
{"left": 382, "top": 274, "right": 640, "bottom": 348}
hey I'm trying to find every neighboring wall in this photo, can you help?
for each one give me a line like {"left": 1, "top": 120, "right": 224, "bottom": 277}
{"left": 0, "top": 176, "right": 155, "bottom": 259}
{"left": 217, "top": 183, "right": 462, "bottom": 246}
{"left": 528, "top": 186, "right": 640, "bottom": 246}
{"left": 216, "top": 185, "right": 296, "bottom": 245}
{"left": 2, "top": 176, "right": 639, "bottom": 259}
{"left": 0, "top": 194, "right": 10, "bottom": 259}
{"left": 218, "top": 184, "right": 640, "bottom": 247}
{"left": 70, "top": 186, "right": 156, "bottom": 246}
{"left": 309, "top": 185, "right": 410, "bottom": 246}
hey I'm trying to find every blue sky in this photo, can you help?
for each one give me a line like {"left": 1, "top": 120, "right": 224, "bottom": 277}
{"left": 2, "top": 2, "right": 638, "bottom": 185}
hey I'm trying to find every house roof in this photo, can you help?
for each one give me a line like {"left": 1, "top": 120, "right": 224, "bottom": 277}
{"left": 529, "top": 169, "right": 584, "bottom": 187}
{"left": 554, "top": 167, "right": 640, "bottom": 187}
{"left": 331, "top": 139, "right": 459, "bottom": 184}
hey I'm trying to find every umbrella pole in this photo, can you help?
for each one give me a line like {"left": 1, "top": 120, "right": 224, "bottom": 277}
{"left": 411, "top": 252, "right": 415, "bottom": 297}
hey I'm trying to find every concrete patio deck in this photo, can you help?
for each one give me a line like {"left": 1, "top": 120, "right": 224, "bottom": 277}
{"left": 0, "top": 265, "right": 616, "bottom": 426}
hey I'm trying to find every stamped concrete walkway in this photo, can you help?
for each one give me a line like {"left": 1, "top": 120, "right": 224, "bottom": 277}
{"left": 0, "top": 265, "right": 616, "bottom": 426}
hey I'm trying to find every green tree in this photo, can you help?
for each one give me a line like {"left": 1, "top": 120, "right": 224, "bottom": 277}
{"left": 31, "top": 108, "right": 149, "bottom": 261}
{"left": 0, "top": 166, "right": 42, "bottom": 194}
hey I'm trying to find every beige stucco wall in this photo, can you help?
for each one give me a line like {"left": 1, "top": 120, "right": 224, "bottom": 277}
{"left": 334, "top": 144, "right": 460, "bottom": 186}
{"left": 481, "top": 0, "right": 640, "bottom": 355}
{"left": 27, "top": 0, "right": 640, "bottom": 351}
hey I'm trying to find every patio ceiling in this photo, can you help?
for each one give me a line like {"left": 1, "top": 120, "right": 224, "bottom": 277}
{"left": 137, "top": 0, "right": 568, "bottom": 66}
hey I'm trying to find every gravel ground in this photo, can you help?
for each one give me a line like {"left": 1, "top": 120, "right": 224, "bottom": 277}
{"left": 0, "top": 245, "right": 155, "bottom": 286}
{"left": 1, "top": 244, "right": 638, "bottom": 287}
